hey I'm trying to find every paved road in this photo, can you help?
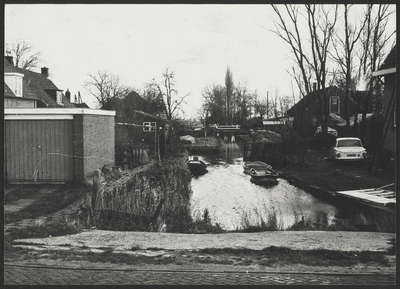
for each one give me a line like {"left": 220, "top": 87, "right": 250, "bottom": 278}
{"left": 4, "top": 265, "right": 396, "bottom": 285}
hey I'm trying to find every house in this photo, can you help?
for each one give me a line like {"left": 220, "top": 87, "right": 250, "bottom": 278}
{"left": 115, "top": 110, "right": 172, "bottom": 166}
{"left": 372, "top": 44, "right": 397, "bottom": 163}
{"left": 4, "top": 56, "right": 76, "bottom": 108}
{"left": 262, "top": 116, "right": 294, "bottom": 134}
{"left": 287, "top": 86, "right": 373, "bottom": 137}
{"left": 4, "top": 56, "right": 116, "bottom": 183}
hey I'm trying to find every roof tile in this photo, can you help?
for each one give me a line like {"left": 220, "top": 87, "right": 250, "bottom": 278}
{"left": 4, "top": 57, "right": 76, "bottom": 108}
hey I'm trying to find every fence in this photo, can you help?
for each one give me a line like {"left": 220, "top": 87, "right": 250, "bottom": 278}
{"left": 115, "top": 122, "right": 151, "bottom": 169}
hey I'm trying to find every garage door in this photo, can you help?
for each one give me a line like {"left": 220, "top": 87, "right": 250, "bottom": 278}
{"left": 5, "top": 120, "right": 74, "bottom": 182}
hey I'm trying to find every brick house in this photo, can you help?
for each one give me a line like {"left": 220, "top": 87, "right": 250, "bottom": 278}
{"left": 4, "top": 56, "right": 116, "bottom": 183}
{"left": 4, "top": 56, "right": 76, "bottom": 108}
{"left": 115, "top": 110, "right": 172, "bottom": 166}
{"left": 287, "top": 86, "right": 372, "bottom": 137}
{"left": 372, "top": 45, "right": 397, "bottom": 162}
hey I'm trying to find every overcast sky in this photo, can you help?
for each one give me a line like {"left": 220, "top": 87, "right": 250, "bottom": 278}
{"left": 4, "top": 4, "right": 395, "bottom": 118}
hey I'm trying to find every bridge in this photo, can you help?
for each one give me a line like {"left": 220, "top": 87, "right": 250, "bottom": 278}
{"left": 212, "top": 124, "right": 241, "bottom": 142}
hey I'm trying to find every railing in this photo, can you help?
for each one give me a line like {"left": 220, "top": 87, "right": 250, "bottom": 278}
{"left": 212, "top": 124, "right": 241, "bottom": 130}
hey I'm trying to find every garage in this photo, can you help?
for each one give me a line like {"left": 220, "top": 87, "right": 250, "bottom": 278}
{"left": 5, "top": 118, "right": 74, "bottom": 183}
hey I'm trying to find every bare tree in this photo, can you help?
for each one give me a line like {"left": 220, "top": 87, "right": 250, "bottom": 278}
{"left": 358, "top": 4, "right": 395, "bottom": 142}
{"left": 196, "top": 107, "right": 210, "bottom": 137}
{"left": 6, "top": 40, "right": 41, "bottom": 70}
{"left": 234, "top": 82, "right": 253, "bottom": 124}
{"left": 225, "top": 67, "right": 235, "bottom": 123}
{"left": 147, "top": 68, "right": 189, "bottom": 120}
{"left": 84, "top": 71, "right": 130, "bottom": 108}
{"left": 201, "top": 84, "right": 226, "bottom": 125}
{"left": 278, "top": 95, "right": 295, "bottom": 117}
{"left": 271, "top": 4, "right": 338, "bottom": 137}
{"left": 271, "top": 5, "right": 313, "bottom": 96}
{"left": 306, "top": 4, "right": 338, "bottom": 134}
{"left": 254, "top": 96, "right": 269, "bottom": 119}
{"left": 331, "top": 4, "right": 369, "bottom": 134}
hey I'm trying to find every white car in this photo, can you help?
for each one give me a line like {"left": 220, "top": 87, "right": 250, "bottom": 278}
{"left": 331, "top": 137, "right": 367, "bottom": 161}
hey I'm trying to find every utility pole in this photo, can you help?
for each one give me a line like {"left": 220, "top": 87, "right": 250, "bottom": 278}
{"left": 266, "top": 91, "right": 269, "bottom": 119}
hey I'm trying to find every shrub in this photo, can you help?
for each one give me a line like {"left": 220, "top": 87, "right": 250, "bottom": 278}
{"left": 93, "top": 157, "right": 194, "bottom": 233}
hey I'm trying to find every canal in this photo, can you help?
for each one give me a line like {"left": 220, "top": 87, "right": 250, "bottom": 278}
{"left": 189, "top": 143, "right": 393, "bottom": 232}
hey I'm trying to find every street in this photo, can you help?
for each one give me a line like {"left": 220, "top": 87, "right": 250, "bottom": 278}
{"left": 4, "top": 264, "right": 396, "bottom": 285}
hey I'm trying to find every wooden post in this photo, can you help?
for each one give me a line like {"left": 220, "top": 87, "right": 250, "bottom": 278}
{"left": 154, "top": 124, "right": 157, "bottom": 160}
{"left": 92, "top": 169, "right": 101, "bottom": 211}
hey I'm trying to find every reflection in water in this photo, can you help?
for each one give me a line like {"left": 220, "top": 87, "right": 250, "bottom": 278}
{"left": 190, "top": 142, "right": 338, "bottom": 231}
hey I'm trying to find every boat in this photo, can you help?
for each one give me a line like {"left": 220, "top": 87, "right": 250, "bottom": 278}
{"left": 249, "top": 167, "right": 279, "bottom": 186}
{"left": 186, "top": 156, "right": 208, "bottom": 173}
{"left": 243, "top": 161, "right": 273, "bottom": 174}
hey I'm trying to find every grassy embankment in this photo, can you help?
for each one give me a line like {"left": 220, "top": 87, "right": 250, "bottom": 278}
{"left": 4, "top": 155, "right": 396, "bottom": 268}
{"left": 4, "top": 155, "right": 222, "bottom": 250}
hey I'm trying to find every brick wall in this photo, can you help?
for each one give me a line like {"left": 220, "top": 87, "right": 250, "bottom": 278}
{"left": 82, "top": 114, "right": 115, "bottom": 176}
{"left": 73, "top": 114, "right": 84, "bottom": 181}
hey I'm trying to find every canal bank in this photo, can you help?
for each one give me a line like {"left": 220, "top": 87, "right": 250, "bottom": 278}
{"left": 4, "top": 154, "right": 395, "bottom": 276}
{"left": 275, "top": 148, "right": 395, "bottom": 232}
{"left": 189, "top": 141, "right": 395, "bottom": 233}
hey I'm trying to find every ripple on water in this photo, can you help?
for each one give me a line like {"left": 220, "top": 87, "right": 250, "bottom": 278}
{"left": 190, "top": 158, "right": 338, "bottom": 231}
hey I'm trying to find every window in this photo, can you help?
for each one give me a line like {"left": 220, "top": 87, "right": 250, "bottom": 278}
{"left": 14, "top": 76, "right": 22, "bottom": 96}
{"left": 56, "top": 91, "right": 64, "bottom": 105}
{"left": 143, "top": 122, "right": 156, "bottom": 132}
{"left": 4, "top": 73, "right": 24, "bottom": 97}
{"left": 329, "top": 96, "right": 340, "bottom": 114}
{"left": 337, "top": 139, "right": 362, "bottom": 147}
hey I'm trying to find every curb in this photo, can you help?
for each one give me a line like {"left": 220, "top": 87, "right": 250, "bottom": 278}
{"left": 279, "top": 172, "right": 396, "bottom": 214}
{"left": 4, "top": 263, "right": 396, "bottom": 276}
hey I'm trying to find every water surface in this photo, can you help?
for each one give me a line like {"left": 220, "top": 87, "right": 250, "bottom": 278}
{"left": 190, "top": 143, "right": 338, "bottom": 231}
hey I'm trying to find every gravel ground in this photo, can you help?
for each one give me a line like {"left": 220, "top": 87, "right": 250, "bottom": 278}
{"left": 9, "top": 230, "right": 396, "bottom": 274}
{"left": 14, "top": 230, "right": 394, "bottom": 252}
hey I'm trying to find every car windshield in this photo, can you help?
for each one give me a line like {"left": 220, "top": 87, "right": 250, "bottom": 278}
{"left": 337, "top": 139, "right": 362, "bottom": 147}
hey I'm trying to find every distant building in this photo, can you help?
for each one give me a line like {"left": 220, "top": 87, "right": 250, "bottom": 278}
{"left": 286, "top": 86, "right": 373, "bottom": 137}
{"left": 262, "top": 116, "right": 294, "bottom": 134}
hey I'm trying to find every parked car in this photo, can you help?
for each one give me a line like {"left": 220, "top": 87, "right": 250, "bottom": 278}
{"left": 331, "top": 137, "right": 367, "bottom": 161}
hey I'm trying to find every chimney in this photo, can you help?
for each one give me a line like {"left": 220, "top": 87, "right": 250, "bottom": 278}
{"left": 41, "top": 67, "right": 49, "bottom": 77}
{"left": 313, "top": 82, "right": 317, "bottom": 92}
{"left": 65, "top": 88, "right": 71, "bottom": 102}
{"left": 5, "top": 56, "right": 14, "bottom": 66}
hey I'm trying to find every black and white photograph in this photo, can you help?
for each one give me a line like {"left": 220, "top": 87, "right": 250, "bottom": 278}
{"left": 4, "top": 3, "right": 396, "bottom": 285}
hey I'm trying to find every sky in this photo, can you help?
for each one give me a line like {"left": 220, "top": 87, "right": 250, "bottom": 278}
{"left": 4, "top": 4, "right": 396, "bottom": 118}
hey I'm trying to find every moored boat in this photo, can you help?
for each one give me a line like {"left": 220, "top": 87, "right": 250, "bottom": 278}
{"left": 243, "top": 161, "right": 273, "bottom": 174}
{"left": 186, "top": 156, "right": 207, "bottom": 172}
{"left": 249, "top": 167, "right": 279, "bottom": 186}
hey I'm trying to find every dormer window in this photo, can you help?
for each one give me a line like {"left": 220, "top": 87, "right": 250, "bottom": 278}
{"left": 329, "top": 96, "right": 340, "bottom": 114}
{"left": 56, "top": 91, "right": 64, "bottom": 106}
{"left": 5, "top": 72, "right": 24, "bottom": 97}
{"left": 56, "top": 91, "right": 62, "bottom": 104}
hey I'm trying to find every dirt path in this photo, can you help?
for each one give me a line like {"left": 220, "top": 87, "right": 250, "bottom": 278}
{"left": 7, "top": 230, "right": 396, "bottom": 274}
{"left": 13, "top": 230, "right": 394, "bottom": 252}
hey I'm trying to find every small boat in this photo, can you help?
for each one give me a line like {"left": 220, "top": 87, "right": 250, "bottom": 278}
{"left": 243, "top": 161, "right": 273, "bottom": 174}
{"left": 249, "top": 167, "right": 279, "bottom": 186}
{"left": 186, "top": 156, "right": 207, "bottom": 172}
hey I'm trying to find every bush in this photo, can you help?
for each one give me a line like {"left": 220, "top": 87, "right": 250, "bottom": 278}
{"left": 93, "top": 157, "right": 194, "bottom": 233}
{"left": 190, "top": 209, "right": 224, "bottom": 234}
